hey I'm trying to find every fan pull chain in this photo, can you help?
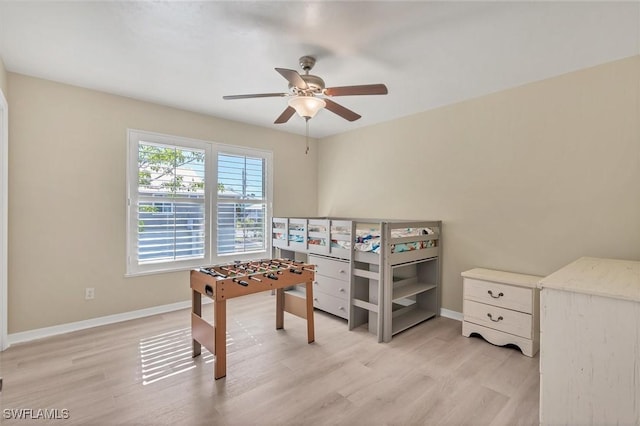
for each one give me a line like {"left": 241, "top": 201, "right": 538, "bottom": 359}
{"left": 305, "top": 117, "right": 310, "bottom": 155}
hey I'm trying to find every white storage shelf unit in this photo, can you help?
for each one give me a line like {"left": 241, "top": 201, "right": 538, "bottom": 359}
{"left": 272, "top": 217, "right": 441, "bottom": 343}
{"left": 274, "top": 218, "right": 353, "bottom": 322}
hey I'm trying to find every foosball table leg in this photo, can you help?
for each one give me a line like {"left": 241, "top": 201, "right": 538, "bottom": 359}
{"left": 275, "top": 288, "right": 285, "bottom": 330}
{"left": 213, "top": 299, "right": 227, "bottom": 379}
{"left": 305, "top": 280, "right": 315, "bottom": 343}
{"left": 192, "top": 289, "right": 201, "bottom": 357}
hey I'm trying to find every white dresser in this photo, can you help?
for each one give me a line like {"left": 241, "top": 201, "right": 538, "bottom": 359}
{"left": 538, "top": 257, "right": 640, "bottom": 425}
{"left": 461, "top": 268, "right": 541, "bottom": 357}
{"left": 309, "top": 254, "right": 350, "bottom": 320}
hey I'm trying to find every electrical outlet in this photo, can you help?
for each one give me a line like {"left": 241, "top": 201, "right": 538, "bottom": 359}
{"left": 85, "top": 287, "right": 95, "bottom": 300}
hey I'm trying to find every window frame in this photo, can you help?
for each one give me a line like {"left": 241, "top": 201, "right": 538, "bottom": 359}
{"left": 126, "top": 130, "right": 273, "bottom": 276}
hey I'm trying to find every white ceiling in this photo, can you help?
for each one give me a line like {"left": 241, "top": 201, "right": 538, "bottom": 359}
{"left": 0, "top": 1, "right": 638, "bottom": 138}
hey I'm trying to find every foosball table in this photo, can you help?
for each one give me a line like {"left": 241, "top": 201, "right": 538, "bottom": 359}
{"left": 190, "top": 258, "right": 316, "bottom": 379}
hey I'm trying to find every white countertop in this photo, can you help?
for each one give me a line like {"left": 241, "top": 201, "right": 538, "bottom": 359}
{"left": 461, "top": 268, "right": 542, "bottom": 289}
{"left": 538, "top": 257, "right": 640, "bottom": 302}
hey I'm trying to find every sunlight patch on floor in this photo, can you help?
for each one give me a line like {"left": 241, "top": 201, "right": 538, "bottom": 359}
{"left": 139, "top": 327, "right": 213, "bottom": 385}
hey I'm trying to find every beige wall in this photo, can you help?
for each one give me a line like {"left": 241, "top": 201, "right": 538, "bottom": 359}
{"left": 7, "top": 73, "right": 318, "bottom": 333}
{"left": 318, "top": 56, "right": 640, "bottom": 313}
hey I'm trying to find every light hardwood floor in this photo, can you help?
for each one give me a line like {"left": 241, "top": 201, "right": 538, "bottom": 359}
{"left": 0, "top": 293, "right": 539, "bottom": 425}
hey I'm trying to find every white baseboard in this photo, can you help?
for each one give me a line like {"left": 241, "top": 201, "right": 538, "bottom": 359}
{"left": 440, "top": 308, "right": 463, "bottom": 321}
{"left": 7, "top": 299, "right": 211, "bottom": 347}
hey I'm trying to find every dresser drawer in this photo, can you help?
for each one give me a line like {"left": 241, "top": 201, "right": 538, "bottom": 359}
{"left": 309, "top": 255, "right": 350, "bottom": 282}
{"left": 313, "top": 291, "right": 348, "bottom": 319}
{"left": 464, "top": 278, "right": 532, "bottom": 313}
{"left": 314, "top": 275, "right": 348, "bottom": 300}
{"left": 464, "top": 299, "right": 532, "bottom": 339}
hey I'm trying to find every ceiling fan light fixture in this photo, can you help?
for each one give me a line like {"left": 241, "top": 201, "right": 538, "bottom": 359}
{"left": 288, "top": 96, "right": 326, "bottom": 119}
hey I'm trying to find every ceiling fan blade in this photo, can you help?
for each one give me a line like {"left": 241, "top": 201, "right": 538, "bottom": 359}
{"left": 223, "top": 93, "right": 287, "bottom": 100}
{"left": 323, "top": 99, "right": 361, "bottom": 122}
{"left": 324, "top": 84, "right": 388, "bottom": 97}
{"left": 274, "top": 106, "right": 296, "bottom": 124}
{"left": 275, "top": 68, "right": 308, "bottom": 90}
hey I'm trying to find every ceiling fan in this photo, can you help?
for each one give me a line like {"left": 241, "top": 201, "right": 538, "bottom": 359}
{"left": 223, "top": 56, "right": 388, "bottom": 124}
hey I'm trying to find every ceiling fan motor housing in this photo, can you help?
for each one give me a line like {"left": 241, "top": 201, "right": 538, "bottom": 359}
{"left": 290, "top": 74, "right": 325, "bottom": 95}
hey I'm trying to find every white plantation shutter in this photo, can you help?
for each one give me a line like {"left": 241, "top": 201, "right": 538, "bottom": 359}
{"left": 127, "top": 130, "right": 272, "bottom": 275}
{"left": 137, "top": 142, "right": 206, "bottom": 264}
{"left": 216, "top": 153, "right": 267, "bottom": 255}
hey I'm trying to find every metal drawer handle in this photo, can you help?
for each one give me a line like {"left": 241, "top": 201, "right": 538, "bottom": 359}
{"left": 339, "top": 269, "right": 346, "bottom": 274}
{"left": 338, "top": 306, "right": 345, "bottom": 311}
{"left": 339, "top": 288, "right": 345, "bottom": 292}
{"left": 487, "top": 290, "right": 504, "bottom": 299}
{"left": 313, "top": 281, "right": 318, "bottom": 285}
{"left": 487, "top": 313, "right": 503, "bottom": 322}
{"left": 313, "top": 298, "right": 319, "bottom": 302}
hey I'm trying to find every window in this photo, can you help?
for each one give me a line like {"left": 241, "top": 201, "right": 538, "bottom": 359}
{"left": 127, "top": 130, "right": 272, "bottom": 275}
